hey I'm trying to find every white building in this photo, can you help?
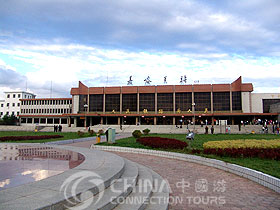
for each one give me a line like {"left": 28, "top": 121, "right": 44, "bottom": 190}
{"left": 20, "top": 98, "right": 73, "bottom": 126}
{"left": 0, "top": 91, "right": 35, "bottom": 118}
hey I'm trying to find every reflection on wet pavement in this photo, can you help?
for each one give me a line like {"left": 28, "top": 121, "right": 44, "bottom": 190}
{"left": 0, "top": 144, "right": 84, "bottom": 190}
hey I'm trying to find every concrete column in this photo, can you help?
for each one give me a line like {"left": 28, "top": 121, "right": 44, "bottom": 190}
{"left": 32, "top": 118, "right": 34, "bottom": 124}
{"left": 249, "top": 92, "right": 252, "bottom": 113}
{"left": 154, "top": 117, "right": 157, "bottom": 125}
{"left": 211, "top": 116, "right": 214, "bottom": 125}
{"left": 155, "top": 91, "right": 157, "bottom": 114}
{"left": 101, "top": 117, "right": 104, "bottom": 125}
{"left": 84, "top": 117, "right": 87, "bottom": 127}
{"left": 118, "top": 117, "right": 121, "bottom": 125}
{"left": 230, "top": 84, "right": 233, "bottom": 113}
{"left": 74, "top": 117, "right": 77, "bottom": 127}
{"left": 59, "top": 118, "right": 61, "bottom": 124}
{"left": 68, "top": 117, "right": 71, "bottom": 127}
{"left": 173, "top": 117, "right": 176, "bottom": 125}
{"left": 137, "top": 87, "right": 140, "bottom": 114}
{"left": 192, "top": 86, "right": 195, "bottom": 112}
{"left": 90, "top": 117, "right": 93, "bottom": 126}
{"left": 87, "top": 88, "right": 90, "bottom": 113}
{"left": 211, "top": 85, "right": 214, "bottom": 113}
{"left": 173, "top": 86, "right": 176, "bottom": 114}
{"left": 120, "top": 92, "right": 122, "bottom": 114}
{"left": 136, "top": 117, "right": 138, "bottom": 125}
{"left": 103, "top": 89, "right": 106, "bottom": 113}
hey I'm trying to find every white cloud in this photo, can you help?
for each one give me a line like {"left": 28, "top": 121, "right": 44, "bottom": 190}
{"left": 0, "top": 41, "right": 279, "bottom": 98}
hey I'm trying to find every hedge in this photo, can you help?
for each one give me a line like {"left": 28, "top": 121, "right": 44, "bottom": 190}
{"left": 0, "top": 135, "right": 63, "bottom": 142}
{"left": 137, "top": 137, "right": 188, "bottom": 149}
{"left": 203, "top": 139, "right": 280, "bottom": 149}
{"left": 203, "top": 148, "right": 280, "bottom": 160}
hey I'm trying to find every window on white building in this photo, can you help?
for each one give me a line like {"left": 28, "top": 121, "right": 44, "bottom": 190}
{"left": 7, "top": 103, "right": 9, "bottom": 107}
{"left": 12, "top": 103, "right": 15, "bottom": 107}
{"left": 7, "top": 94, "right": 10, "bottom": 98}
{"left": 17, "top": 112, "right": 19, "bottom": 116}
{"left": 18, "top": 94, "right": 20, "bottom": 98}
{"left": 13, "top": 94, "right": 16, "bottom": 98}
{"left": 18, "top": 103, "right": 20, "bottom": 107}
{"left": 1, "top": 104, "right": 3, "bottom": 107}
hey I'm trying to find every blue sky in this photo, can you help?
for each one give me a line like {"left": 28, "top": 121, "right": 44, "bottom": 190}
{"left": 0, "top": 0, "right": 280, "bottom": 98}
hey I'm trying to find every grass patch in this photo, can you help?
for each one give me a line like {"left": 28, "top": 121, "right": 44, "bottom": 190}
{"left": 0, "top": 131, "right": 96, "bottom": 143}
{"left": 97, "top": 134, "right": 280, "bottom": 178}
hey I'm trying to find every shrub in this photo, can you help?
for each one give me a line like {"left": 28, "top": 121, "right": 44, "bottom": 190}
{"left": 191, "top": 149, "right": 202, "bottom": 154}
{"left": 132, "top": 130, "right": 142, "bottom": 138}
{"left": 88, "top": 130, "right": 96, "bottom": 136}
{"left": 77, "top": 131, "right": 84, "bottom": 137}
{"left": 142, "top": 128, "right": 150, "bottom": 135}
{"left": 202, "top": 139, "right": 280, "bottom": 160}
{"left": 137, "top": 137, "right": 188, "bottom": 149}
{"left": 203, "top": 139, "right": 280, "bottom": 149}
{"left": 0, "top": 135, "right": 63, "bottom": 142}
{"left": 203, "top": 147, "right": 280, "bottom": 160}
{"left": 98, "top": 129, "right": 104, "bottom": 135}
{"left": 0, "top": 114, "right": 17, "bottom": 125}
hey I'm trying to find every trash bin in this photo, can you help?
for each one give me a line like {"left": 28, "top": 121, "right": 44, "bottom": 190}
{"left": 108, "top": 128, "right": 116, "bottom": 143}
{"left": 96, "top": 135, "right": 101, "bottom": 143}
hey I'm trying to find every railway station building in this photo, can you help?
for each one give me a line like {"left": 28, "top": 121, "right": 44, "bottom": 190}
{"left": 64, "top": 77, "right": 280, "bottom": 127}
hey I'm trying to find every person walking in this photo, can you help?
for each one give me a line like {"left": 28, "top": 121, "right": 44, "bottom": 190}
{"left": 265, "top": 125, "right": 268, "bottom": 134}
{"left": 105, "top": 129, "right": 109, "bottom": 142}
{"left": 205, "top": 126, "right": 209, "bottom": 134}
{"left": 211, "top": 125, "right": 214, "bottom": 134}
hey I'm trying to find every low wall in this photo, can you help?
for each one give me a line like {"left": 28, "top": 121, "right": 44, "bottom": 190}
{"left": 2, "top": 124, "right": 277, "bottom": 134}
{"left": 0, "top": 125, "right": 35, "bottom": 131}
{"left": 92, "top": 145, "right": 280, "bottom": 194}
{"left": 87, "top": 124, "right": 269, "bottom": 134}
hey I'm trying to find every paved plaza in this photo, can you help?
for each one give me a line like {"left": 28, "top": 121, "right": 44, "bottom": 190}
{"left": 112, "top": 152, "right": 280, "bottom": 210}
{"left": 67, "top": 136, "right": 280, "bottom": 210}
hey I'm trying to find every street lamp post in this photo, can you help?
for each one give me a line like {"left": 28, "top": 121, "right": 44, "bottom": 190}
{"left": 84, "top": 104, "right": 88, "bottom": 128}
{"left": 192, "top": 103, "right": 196, "bottom": 132}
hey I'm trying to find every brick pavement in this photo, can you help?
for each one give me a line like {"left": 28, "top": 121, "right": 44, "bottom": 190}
{"left": 66, "top": 137, "right": 280, "bottom": 210}
{"left": 111, "top": 152, "right": 280, "bottom": 210}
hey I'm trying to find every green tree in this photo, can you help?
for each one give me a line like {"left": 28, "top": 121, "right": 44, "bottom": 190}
{"left": 0, "top": 114, "right": 17, "bottom": 125}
